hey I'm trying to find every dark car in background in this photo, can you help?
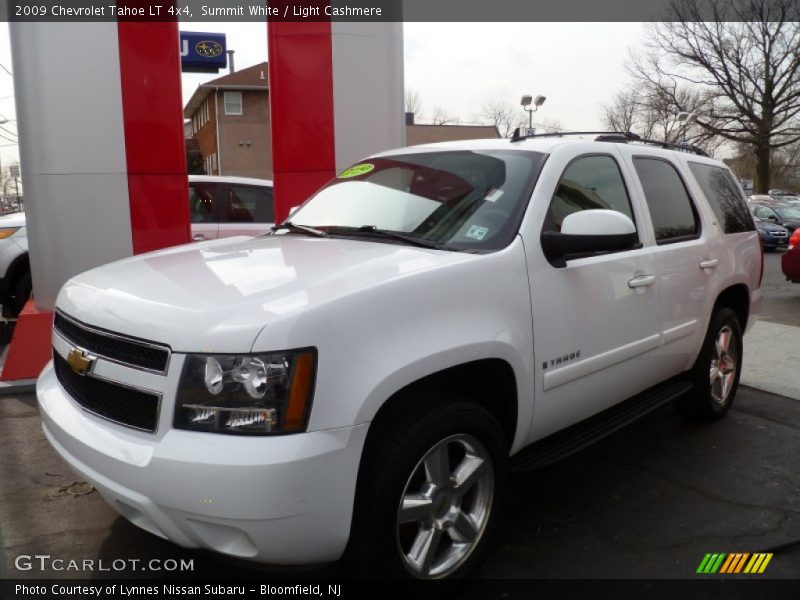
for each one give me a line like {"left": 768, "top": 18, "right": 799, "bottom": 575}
{"left": 782, "top": 228, "right": 800, "bottom": 283}
{"left": 750, "top": 204, "right": 800, "bottom": 234}
{"left": 754, "top": 216, "right": 789, "bottom": 250}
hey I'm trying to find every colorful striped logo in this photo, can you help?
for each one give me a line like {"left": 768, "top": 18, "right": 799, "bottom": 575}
{"left": 696, "top": 553, "right": 773, "bottom": 574}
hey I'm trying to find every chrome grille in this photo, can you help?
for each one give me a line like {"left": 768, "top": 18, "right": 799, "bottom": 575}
{"left": 54, "top": 311, "right": 170, "bottom": 373}
{"left": 53, "top": 352, "right": 161, "bottom": 432}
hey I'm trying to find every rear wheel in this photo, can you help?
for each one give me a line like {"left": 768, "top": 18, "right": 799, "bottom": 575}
{"left": 348, "top": 396, "right": 507, "bottom": 580}
{"left": 676, "top": 307, "right": 743, "bottom": 420}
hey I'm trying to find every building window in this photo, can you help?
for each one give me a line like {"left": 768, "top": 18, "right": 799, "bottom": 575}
{"left": 224, "top": 91, "right": 243, "bottom": 115}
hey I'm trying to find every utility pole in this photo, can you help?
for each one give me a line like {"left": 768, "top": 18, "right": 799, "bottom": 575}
{"left": 9, "top": 164, "right": 19, "bottom": 209}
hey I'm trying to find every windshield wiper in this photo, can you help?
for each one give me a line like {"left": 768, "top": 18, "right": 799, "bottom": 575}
{"left": 271, "top": 221, "right": 327, "bottom": 237}
{"left": 325, "top": 225, "right": 446, "bottom": 250}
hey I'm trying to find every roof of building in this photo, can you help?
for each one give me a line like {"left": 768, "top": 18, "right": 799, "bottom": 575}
{"left": 405, "top": 124, "right": 500, "bottom": 146}
{"left": 184, "top": 62, "right": 269, "bottom": 118}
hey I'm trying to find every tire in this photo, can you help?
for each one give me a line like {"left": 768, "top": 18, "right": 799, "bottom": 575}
{"left": 8, "top": 271, "right": 31, "bottom": 318}
{"left": 348, "top": 395, "right": 508, "bottom": 580}
{"left": 675, "top": 307, "right": 743, "bottom": 421}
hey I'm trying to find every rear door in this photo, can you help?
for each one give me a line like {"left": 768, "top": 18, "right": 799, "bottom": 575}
{"left": 218, "top": 184, "right": 275, "bottom": 238}
{"left": 625, "top": 154, "right": 709, "bottom": 375}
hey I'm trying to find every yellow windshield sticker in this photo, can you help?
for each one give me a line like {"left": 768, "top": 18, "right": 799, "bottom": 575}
{"left": 338, "top": 163, "right": 375, "bottom": 178}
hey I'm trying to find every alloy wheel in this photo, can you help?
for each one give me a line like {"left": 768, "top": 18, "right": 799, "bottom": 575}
{"left": 395, "top": 433, "right": 494, "bottom": 579}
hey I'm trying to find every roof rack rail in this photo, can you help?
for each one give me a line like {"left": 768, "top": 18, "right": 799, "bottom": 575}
{"left": 509, "top": 128, "right": 709, "bottom": 157}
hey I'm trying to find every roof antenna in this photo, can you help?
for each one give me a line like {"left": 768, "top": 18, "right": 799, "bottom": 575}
{"left": 510, "top": 127, "right": 524, "bottom": 143}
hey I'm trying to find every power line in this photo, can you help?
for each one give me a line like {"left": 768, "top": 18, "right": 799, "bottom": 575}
{"left": 0, "top": 126, "right": 17, "bottom": 138}
{"left": 0, "top": 132, "right": 17, "bottom": 144}
{"left": 0, "top": 64, "right": 13, "bottom": 77}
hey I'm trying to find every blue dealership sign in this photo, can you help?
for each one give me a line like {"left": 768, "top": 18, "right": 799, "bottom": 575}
{"left": 180, "top": 32, "right": 227, "bottom": 73}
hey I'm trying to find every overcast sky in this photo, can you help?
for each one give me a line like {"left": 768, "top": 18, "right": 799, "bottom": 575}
{"left": 0, "top": 22, "right": 645, "bottom": 169}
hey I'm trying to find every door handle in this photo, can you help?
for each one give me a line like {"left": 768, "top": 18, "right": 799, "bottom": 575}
{"left": 628, "top": 274, "right": 656, "bottom": 288}
{"left": 192, "top": 234, "right": 207, "bottom": 241}
{"left": 699, "top": 258, "right": 719, "bottom": 270}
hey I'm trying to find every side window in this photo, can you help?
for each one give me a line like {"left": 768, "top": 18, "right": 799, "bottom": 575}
{"left": 224, "top": 92, "right": 243, "bottom": 116}
{"left": 544, "top": 155, "right": 635, "bottom": 233}
{"left": 688, "top": 162, "right": 755, "bottom": 233}
{"left": 224, "top": 185, "right": 274, "bottom": 223}
{"left": 188, "top": 184, "right": 218, "bottom": 223}
{"left": 754, "top": 206, "right": 773, "bottom": 220}
{"left": 633, "top": 158, "right": 699, "bottom": 243}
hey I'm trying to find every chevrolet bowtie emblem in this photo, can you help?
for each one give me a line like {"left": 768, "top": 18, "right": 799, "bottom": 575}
{"left": 66, "top": 348, "right": 95, "bottom": 376}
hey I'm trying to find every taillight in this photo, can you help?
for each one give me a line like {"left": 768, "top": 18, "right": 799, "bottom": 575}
{"left": 789, "top": 229, "right": 800, "bottom": 250}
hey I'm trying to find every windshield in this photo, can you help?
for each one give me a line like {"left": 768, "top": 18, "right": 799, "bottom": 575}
{"left": 286, "top": 149, "right": 546, "bottom": 251}
{"left": 773, "top": 206, "right": 800, "bottom": 219}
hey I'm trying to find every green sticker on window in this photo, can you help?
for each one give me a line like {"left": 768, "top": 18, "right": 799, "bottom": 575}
{"left": 338, "top": 163, "right": 375, "bottom": 178}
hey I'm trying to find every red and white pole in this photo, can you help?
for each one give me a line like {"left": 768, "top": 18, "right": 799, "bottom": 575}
{"left": 267, "top": 18, "right": 404, "bottom": 222}
{"left": 4, "top": 20, "right": 189, "bottom": 381}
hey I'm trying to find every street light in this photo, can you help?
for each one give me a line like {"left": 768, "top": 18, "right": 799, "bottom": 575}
{"left": 672, "top": 111, "right": 699, "bottom": 143}
{"left": 521, "top": 94, "right": 546, "bottom": 130}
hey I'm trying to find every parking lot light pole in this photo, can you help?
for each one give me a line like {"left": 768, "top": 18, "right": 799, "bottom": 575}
{"left": 521, "top": 95, "right": 546, "bottom": 132}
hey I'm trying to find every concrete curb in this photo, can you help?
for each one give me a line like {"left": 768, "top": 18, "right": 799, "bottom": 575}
{"left": 0, "top": 379, "right": 36, "bottom": 396}
{"left": 742, "top": 319, "right": 800, "bottom": 401}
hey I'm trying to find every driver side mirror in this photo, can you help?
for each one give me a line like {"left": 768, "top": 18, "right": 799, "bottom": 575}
{"left": 541, "top": 209, "right": 638, "bottom": 268}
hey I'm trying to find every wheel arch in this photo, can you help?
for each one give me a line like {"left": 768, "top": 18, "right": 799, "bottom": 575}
{"left": 0, "top": 251, "right": 29, "bottom": 301}
{"left": 362, "top": 358, "right": 519, "bottom": 458}
{"left": 713, "top": 283, "right": 750, "bottom": 331}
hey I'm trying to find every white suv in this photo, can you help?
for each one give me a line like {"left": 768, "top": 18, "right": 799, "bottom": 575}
{"left": 37, "top": 136, "right": 762, "bottom": 580}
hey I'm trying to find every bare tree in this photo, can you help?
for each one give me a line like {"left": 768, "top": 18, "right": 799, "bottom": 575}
{"left": 631, "top": 0, "right": 800, "bottom": 192}
{"left": 601, "top": 83, "right": 722, "bottom": 151}
{"left": 430, "top": 105, "right": 459, "bottom": 125}
{"left": 535, "top": 119, "right": 564, "bottom": 134}
{"left": 480, "top": 101, "right": 518, "bottom": 138}
{"left": 404, "top": 89, "right": 423, "bottom": 118}
{"left": 602, "top": 88, "right": 640, "bottom": 133}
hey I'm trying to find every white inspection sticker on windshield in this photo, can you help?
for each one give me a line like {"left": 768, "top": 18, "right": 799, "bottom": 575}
{"left": 484, "top": 188, "right": 504, "bottom": 203}
{"left": 465, "top": 225, "right": 489, "bottom": 241}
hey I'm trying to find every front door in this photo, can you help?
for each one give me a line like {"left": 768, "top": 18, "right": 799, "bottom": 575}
{"left": 525, "top": 149, "right": 661, "bottom": 441}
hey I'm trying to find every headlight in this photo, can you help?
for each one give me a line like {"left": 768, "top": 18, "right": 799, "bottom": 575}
{"left": 0, "top": 227, "right": 20, "bottom": 239}
{"left": 174, "top": 348, "right": 316, "bottom": 435}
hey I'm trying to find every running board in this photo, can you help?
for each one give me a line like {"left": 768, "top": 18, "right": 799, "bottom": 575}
{"left": 511, "top": 378, "right": 693, "bottom": 472}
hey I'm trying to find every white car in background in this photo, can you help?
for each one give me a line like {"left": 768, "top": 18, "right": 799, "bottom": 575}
{"left": 188, "top": 175, "right": 274, "bottom": 241}
{"left": 0, "top": 210, "right": 30, "bottom": 318}
{"left": 0, "top": 176, "right": 274, "bottom": 317}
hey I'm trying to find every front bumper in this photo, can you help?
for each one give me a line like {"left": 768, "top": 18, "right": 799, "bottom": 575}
{"left": 37, "top": 362, "right": 368, "bottom": 564}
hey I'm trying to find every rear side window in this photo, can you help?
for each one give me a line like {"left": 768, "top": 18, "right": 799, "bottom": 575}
{"left": 224, "top": 185, "right": 274, "bottom": 223}
{"left": 633, "top": 158, "right": 699, "bottom": 243}
{"left": 544, "top": 155, "right": 635, "bottom": 233}
{"left": 188, "top": 183, "right": 218, "bottom": 223}
{"left": 688, "top": 162, "right": 755, "bottom": 233}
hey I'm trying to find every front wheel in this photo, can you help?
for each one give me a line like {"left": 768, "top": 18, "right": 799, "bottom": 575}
{"left": 676, "top": 307, "right": 743, "bottom": 420}
{"left": 348, "top": 397, "right": 508, "bottom": 580}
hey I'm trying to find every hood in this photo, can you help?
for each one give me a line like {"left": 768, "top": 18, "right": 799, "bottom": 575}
{"left": 57, "top": 235, "right": 473, "bottom": 352}
{"left": 757, "top": 220, "right": 788, "bottom": 233}
{"left": 0, "top": 212, "right": 26, "bottom": 229}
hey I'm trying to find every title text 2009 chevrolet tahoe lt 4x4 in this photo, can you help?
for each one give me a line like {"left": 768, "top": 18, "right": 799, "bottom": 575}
{"left": 38, "top": 136, "right": 762, "bottom": 580}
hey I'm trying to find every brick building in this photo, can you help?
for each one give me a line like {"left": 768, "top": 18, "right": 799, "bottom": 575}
{"left": 184, "top": 66, "right": 500, "bottom": 179}
{"left": 184, "top": 62, "right": 272, "bottom": 179}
